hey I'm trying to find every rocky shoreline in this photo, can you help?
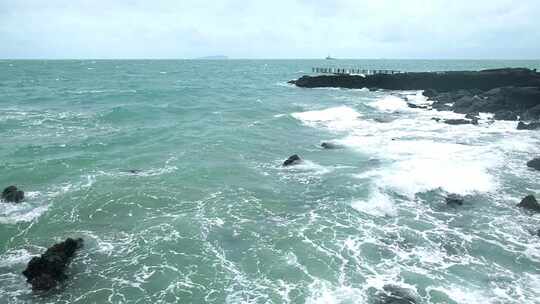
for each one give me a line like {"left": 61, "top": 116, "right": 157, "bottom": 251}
{"left": 289, "top": 68, "right": 540, "bottom": 125}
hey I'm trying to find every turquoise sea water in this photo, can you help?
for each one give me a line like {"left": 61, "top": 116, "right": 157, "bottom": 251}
{"left": 1, "top": 59, "right": 540, "bottom": 304}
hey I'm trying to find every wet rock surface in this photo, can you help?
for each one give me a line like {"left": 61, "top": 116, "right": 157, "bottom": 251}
{"left": 22, "top": 238, "right": 84, "bottom": 291}
{"left": 1, "top": 186, "right": 24, "bottom": 203}
{"left": 282, "top": 154, "right": 302, "bottom": 167}
{"left": 517, "top": 195, "right": 540, "bottom": 212}
{"left": 527, "top": 158, "right": 540, "bottom": 171}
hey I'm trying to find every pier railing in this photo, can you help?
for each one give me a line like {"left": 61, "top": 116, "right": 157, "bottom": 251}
{"left": 312, "top": 67, "right": 404, "bottom": 75}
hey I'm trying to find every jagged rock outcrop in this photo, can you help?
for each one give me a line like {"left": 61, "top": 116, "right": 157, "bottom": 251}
{"left": 517, "top": 195, "right": 540, "bottom": 213}
{"left": 22, "top": 238, "right": 84, "bottom": 291}
{"left": 2, "top": 186, "right": 24, "bottom": 203}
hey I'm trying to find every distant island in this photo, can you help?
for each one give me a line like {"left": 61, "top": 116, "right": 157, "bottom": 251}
{"left": 196, "top": 55, "right": 228, "bottom": 60}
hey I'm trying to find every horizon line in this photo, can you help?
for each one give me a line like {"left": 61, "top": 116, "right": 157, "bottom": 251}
{"left": 2, "top": 57, "right": 540, "bottom": 61}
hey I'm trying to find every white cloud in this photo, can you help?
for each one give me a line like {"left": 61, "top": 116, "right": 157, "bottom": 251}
{"left": 0, "top": 0, "right": 539, "bottom": 58}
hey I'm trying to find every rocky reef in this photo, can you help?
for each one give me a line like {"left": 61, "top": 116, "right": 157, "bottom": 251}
{"left": 290, "top": 68, "right": 540, "bottom": 122}
{"left": 22, "top": 238, "right": 84, "bottom": 291}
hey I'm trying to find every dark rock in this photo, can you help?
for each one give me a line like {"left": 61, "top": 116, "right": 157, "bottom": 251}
{"left": 464, "top": 113, "right": 480, "bottom": 125}
{"left": 374, "top": 117, "right": 394, "bottom": 123}
{"left": 431, "top": 117, "right": 441, "bottom": 122}
{"left": 527, "top": 158, "right": 540, "bottom": 171}
{"left": 517, "top": 121, "right": 540, "bottom": 130}
{"left": 465, "top": 112, "right": 480, "bottom": 120}
{"left": 406, "top": 103, "right": 430, "bottom": 109}
{"left": 321, "top": 142, "right": 342, "bottom": 149}
{"left": 292, "top": 68, "right": 540, "bottom": 91}
{"left": 377, "top": 285, "right": 417, "bottom": 304}
{"left": 522, "top": 104, "right": 540, "bottom": 120}
{"left": 22, "top": 238, "right": 84, "bottom": 291}
{"left": 493, "top": 110, "right": 518, "bottom": 121}
{"left": 282, "top": 154, "right": 302, "bottom": 167}
{"left": 422, "top": 88, "right": 438, "bottom": 98}
{"left": 2, "top": 186, "right": 24, "bottom": 203}
{"left": 443, "top": 119, "right": 473, "bottom": 125}
{"left": 446, "top": 194, "right": 464, "bottom": 205}
{"left": 517, "top": 195, "right": 540, "bottom": 212}
{"left": 291, "top": 69, "right": 540, "bottom": 124}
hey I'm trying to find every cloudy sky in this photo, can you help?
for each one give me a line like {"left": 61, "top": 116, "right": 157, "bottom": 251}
{"left": 1, "top": 0, "right": 539, "bottom": 59}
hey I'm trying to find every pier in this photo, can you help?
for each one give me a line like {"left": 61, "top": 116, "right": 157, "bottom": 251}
{"left": 312, "top": 67, "right": 404, "bottom": 75}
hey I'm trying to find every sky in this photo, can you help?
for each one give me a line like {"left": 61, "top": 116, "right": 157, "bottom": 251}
{"left": 1, "top": 0, "right": 539, "bottom": 59}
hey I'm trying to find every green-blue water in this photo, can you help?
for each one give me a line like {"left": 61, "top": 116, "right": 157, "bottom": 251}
{"left": 1, "top": 60, "right": 540, "bottom": 304}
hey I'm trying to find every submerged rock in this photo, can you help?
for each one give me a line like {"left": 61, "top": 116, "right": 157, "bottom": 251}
{"left": 377, "top": 285, "right": 417, "bottom": 304}
{"left": 22, "top": 238, "right": 84, "bottom": 291}
{"left": 493, "top": 110, "right": 518, "bottom": 121}
{"left": 374, "top": 117, "right": 395, "bottom": 123}
{"left": 443, "top": 118, "right": 474, "bottom": 125}
{"left": 446, "top": 194, "right": 464, "bottom": 206}
{"left": 321, "top": 142, "right": 342, "bottom": 149}
{"left": 527, "top": 158, "right": 540, "bottom": 171}
{"left": 517, "top": 121, "right": 540, "bottom": 130}
{"left": 406, "top": 102, "right": 430, "bottom": 109}
{"left": 517, "top": 195, "right": 540, "bottom": 212}
{"left": 2, "top": 186, "right": 24, "bottom": 203}
{"left": 282, "top": 154, "right": 302, "bottom": 167}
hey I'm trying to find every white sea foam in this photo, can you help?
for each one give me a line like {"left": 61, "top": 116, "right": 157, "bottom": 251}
{"left": 0, "top": 190, "right": 49, "bottom": 224}
{"left": 305, "top": 280, "right": 364, "bottom": 304}
{"left": 280, "top": 160, "right": 332, "bottom": 175}
{"left": 351, "top": 187, "right": 397, "bottom": 217}
{"left": 369, "top": 95, "right": 413, "bottom": 113}
{"left": 0, "top": 249, "right": 34, "bottom": 268}
{"left": 291, "top": 106, "right": 362, "bottom": 131}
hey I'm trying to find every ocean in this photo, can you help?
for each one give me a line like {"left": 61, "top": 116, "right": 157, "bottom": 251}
{"left": 1, "top": 59, "right": 540, "bottom": 303}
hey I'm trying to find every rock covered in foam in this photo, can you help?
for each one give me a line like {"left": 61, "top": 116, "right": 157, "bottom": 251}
{"left": 282, "top": 154, "right": 302, "bottom": 167}
{"left": 517, "top": 121, "right": 540, "bottom": 130}
{"left": 321, "top": 142, "right": 343, "bottom": 149}
{"left": 2, "top": 185, "right": 24, "bottom": 203}
{"left": 527, "top": 158, "right": 540, "bottom": 171}
{"left": 493, "top": 110, "right": 518, "bottom": 121}
{"left": 443, "top": 118, "right": 474, "bottom": 125}
{"left": 22, "top": 238, "right": 84, "bottom": 291}
{"left": 445, "top": 194, "right": 464, "bottom": 206}
{"left": 517, "top": 195, "right": 540, "bottom": 212}
{"left": 376, "top": 285, "right": 417, "bottom": 304}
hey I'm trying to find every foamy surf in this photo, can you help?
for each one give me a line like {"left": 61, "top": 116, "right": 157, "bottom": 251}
{"left": 292, "top": 106, "right": 362, "bottom": 131}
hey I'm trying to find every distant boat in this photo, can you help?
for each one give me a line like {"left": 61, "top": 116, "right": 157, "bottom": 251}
{"left": 325, "top": 55, "right": 336, "bottom": 60}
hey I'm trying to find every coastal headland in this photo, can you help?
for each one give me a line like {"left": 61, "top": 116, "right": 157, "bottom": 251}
{"left": 289, "top": 68, "right": 540, "bottom": 123}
